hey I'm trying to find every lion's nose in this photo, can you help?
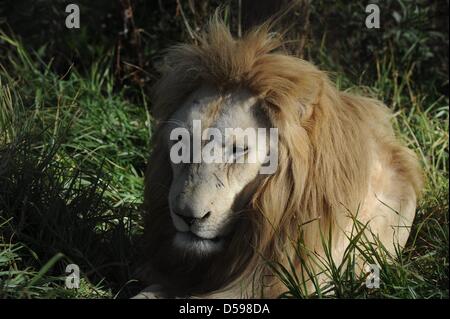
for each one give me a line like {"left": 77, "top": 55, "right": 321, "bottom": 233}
{"left": 174, "top": 207, "right": 211, "bottom": 226}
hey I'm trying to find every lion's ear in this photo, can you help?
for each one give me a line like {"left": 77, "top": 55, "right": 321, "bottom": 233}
{"left": 254, "top": 56, "right": 327, "bottom": 122}
{"left": 297, "top": 72, "right": 328, "bottom": 121}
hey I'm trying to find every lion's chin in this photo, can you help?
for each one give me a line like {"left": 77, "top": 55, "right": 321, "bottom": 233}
{"left": 173, "top": 231, "right": 224, "bottom": 255}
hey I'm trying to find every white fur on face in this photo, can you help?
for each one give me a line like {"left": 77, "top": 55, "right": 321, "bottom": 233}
{"left": 165, "top": 85, "right": 271, "bottom": 254}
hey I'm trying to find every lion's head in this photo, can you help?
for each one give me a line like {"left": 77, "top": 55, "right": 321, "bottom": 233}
{"left": 141, "top": 19, "right": 383, "bottom": 297}
{"left": 163, "top": 83, "right": 278, "bottom": 254}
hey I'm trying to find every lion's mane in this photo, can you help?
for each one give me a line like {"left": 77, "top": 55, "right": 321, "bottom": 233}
{"left": 141, "top": 19, "right": 423, "bottom": 298}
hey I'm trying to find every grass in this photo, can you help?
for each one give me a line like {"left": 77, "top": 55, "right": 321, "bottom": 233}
{"left": 0, "top": 34, "right": 150, "bottom": 298}
{"left": 0, "top": 15, "right": 448, "bottom": 299}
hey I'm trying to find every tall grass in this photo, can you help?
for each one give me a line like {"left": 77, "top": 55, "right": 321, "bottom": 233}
{"left": 0, "top": 34, "right": 150, "bottom": 298}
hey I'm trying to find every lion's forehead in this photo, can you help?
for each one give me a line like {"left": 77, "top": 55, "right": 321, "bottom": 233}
{"left": 170, "top": 86, "right": 261, "bottom": 131}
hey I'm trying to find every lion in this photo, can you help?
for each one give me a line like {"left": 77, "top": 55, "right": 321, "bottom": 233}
{"left": 135, "top": 19, "right": 423, "bottom": 299}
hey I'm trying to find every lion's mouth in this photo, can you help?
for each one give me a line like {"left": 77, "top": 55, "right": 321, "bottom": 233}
{"left": 180, "top": 231, "right": 222, "bottom": 242}
{"left": 173, "top": 231, "right": 224, "bottom": 253}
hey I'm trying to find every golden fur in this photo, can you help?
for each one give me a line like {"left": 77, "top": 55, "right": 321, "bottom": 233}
{"left": 140, "top": 19, "right": 423, "bottom": 298}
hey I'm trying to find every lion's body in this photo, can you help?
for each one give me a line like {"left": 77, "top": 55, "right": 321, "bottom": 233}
{"left": 137, "top": 20, "right": 423, "bottom": 299}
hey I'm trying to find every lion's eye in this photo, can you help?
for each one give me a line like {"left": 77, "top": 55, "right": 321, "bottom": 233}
{"left": 171, "top": 134, "right": 183, "bottom": 146}
{"left": 232, "top": 143, "right": 248, "bottom": 156}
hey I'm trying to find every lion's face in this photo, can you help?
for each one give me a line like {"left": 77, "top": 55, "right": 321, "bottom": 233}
{"left": 162, "top": 85, "right": 273, "bottom": 255}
